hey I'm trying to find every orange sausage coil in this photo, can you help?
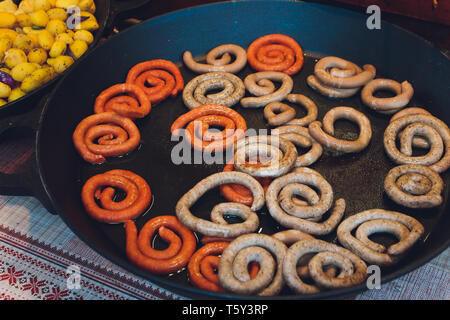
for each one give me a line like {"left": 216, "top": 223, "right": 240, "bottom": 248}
{"left": 73, "top": 112, "right": 141, "bottom": 164}
{"left": 94, "top": 83, "right": 151, "bottom": 119}
{"left": 125, "top": 215, "right": 197, "bottom": 274}
{"left": 81, "top": 169, "right": 151, "bottom": 223}
{"left": 189, "top": 239, "right": 260, "bottom": 292}
{"left": 247, "top": 34, "right": 304, "bottom": 75}
{"left": 188, "top": 241, "right": 229, "bottom": 292}
{"left": 220, "top": 161, "right": 272, "bottom": 206}
{"left": 126, "top": 59, "right": 184, "bottom": 104}
{"left": 170, "top": 104, "right": 247, "bottom": 153}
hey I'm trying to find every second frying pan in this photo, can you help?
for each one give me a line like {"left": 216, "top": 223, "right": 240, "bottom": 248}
{"left": 0, "top": 0, "right": 150, "bottom": 117}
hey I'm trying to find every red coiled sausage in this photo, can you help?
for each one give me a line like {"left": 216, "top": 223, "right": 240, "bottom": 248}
{"left": 247, "top": 34, "right": 304, "bottom": 75}
{"left": 73, "top": 112, "right": 141, "bottom": 164}
{"left": 126, "top": 59, "right": 184, "bottom": 104}
{"left": 94, "top": 83, "right": 151, "bottom": 119}
{"left": 81, "top": 169, "right": 151, "bottom": 223}
{"left": 124, "top": 215, "right": 196, "bottom": 274}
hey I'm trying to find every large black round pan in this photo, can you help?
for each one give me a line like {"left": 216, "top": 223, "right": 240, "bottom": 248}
{"left": 0, "top": 0, "right": 449, "bottom": 299}
{"left": 0, "top": 0, "right": 149, "bottom": 117}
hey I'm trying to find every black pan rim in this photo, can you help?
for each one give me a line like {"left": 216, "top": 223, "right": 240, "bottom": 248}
{"left": 35, "top": 0, "right": 450, "bottom": 300}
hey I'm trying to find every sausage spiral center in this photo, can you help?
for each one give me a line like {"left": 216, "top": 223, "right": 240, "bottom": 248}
{"left": 182, "top": 72, "right": 245, "bottom": 109}
{"left": 94, "top": 83, "right": 151, "bottom": 119}
{"left": 171, "top": 104, "right": 247, "bottom": 153}
{"left": 73, "top": 112, "right": 141, "bottom": 164}
{"left": 384, "top": 164, "right": 444, "bottom": 208}
{"left": 272, "top": 125, "right": 323, "bottom": 167}
{"left": 337, "top": 209, "right": 425, "bottom": 266}
{"left": 283, "top": 239, "right": 367, "bottom": 294}
{"left": 218, "top": 233, "right": 288, "bottom": 296}
{"left": 183, "top": 44, "right": 247, "bottom": 74}
{"left": 308, "top": 106, "right": 372, "bottom": 153}
{"left": 234, "top": 135, "right": 298, "bottom": 177}
{"left": 124, "top": 215, "right": 196, "bottom": 274}
{"left": 175, "top": 171, "right": 265, "bottom": 237}
{"left": 383, "top": 113, "right": 450, "bottom": 173}
{"left": 247, "top": 34, "right": 304, "bottom": 75}
{"left": 265, "top": 168, "right": 346, "bottom": 235}
{"left": 307, "top": 56, "right": 376, "bottom": 99}
{"left": 126, "top": 59, "right": 184, "bottom": 104}
{"left": 361, "top": 78, "right": 414, "bottom": 114}
{"left": 240, "top": 71, "right": 294, "bottom": 108}
{"left": 81, "top": 169, "right": 151, "bottom": 223}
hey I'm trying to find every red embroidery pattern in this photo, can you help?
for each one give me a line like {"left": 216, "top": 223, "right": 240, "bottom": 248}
{"left": 0, "top": 266, "right": 24, "bottom": 285}
{"left": 22, "top": 276, "right": 46, "bottom": 296}
{"left": 0, "top": 227, "right": 178, "bottom": 300}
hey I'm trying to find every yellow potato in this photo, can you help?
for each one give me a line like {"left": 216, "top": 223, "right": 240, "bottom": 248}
{"left": 10, "top": 62, "right": 37, "bottom": 82}
{"left": 26, "top": 32, "right": 39, "bottom": 47}
{"left": 55, "top": 32, "right": 74, "bottom": 44}
{"left": 69, "top": 39, "right": 87, "bottom": 59}
{"left": 15, "top": 13, "right": 32, "bottom": 28}
{"left": 46, "top": 8, "right": 68, "bottom": 21}
{"left": 21, "top": 74, "right": 42, "bottom": 93}
{"left": 20, "top": 75, "right": 44, "bottom": 93}
{"left": 0, "top": 37, "right": 13, "bottom": 60}
{"left": 46, "top": 19, "right": 67, "bottom": 36}
{"left": 8, "top": 87, "right": 26, "bottom": 102}
{"left": 0, "top": 98, "right": 7, "bottom": 107}
{"left": 33, "top": 65, "right": 56, "bottom": 82}
{"left": 0, "top": 12, "right": 17, "bottom": 28}
{"left": 12, "top": 34, "right": 35, "bottom": 53}
{"left": 37, "top": 29, "right": 54, "bottom": 50}
{"left": 78, "top": 0, "right": 93, "bottom": 11}
{"left": 33, "top": 0, "right": 52, "bottom": 11}
{"left": 28, "top": 48, "right": 48, "bottom": 64}
{"left": 0, "top": 28, "right": 18, "bottom": 41}
{"left": 48, "top": 0, "right": 57, "bottom": 7}
{"left": 4, "top": 48, "right": 28, "bottom": 69}
{"left": 31, "top": 62, "right": 43, "bottom": 69}
{"left": 0, "top": 68, "right": 11, "bottom": 74}
{"left": 47, "top": 55, "right": 74, "bottom": 73}
{"left": 0, "top": 82, "right": 12, "bottom": 99}
{"left": 78, "top": 18, "right": 99, "bottom": 32}
{"left": 0, "top": 36, "right": 13, "bottom": 49}
{"left": 55, "top": 0, "right": 79, "bottom": 9}
{"left": 71, "top": 12, "right": 99, "bottom": 31}
{"left": 22, "top": 26, "right": 40, "bottom": 35}
{"left": 18, "top": 0, "right": 34, "bottom": 14}
{"left": 73, "top": 29, "right": 93, "bottom": 44}
{"left": 0, "top": 0, "right": 18, "bottom": 13}
{"left": 86, "top": 2, "right": 96, "bottom": 14}
{"left": 30, "top": 10, "right": 49, "bottom": 27}
{"left": 49, "top": 40, "right": 66, "bottom": 57}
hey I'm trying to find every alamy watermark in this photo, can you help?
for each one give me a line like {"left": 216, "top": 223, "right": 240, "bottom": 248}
{"left": 366, "top": 5, "right": 381, "bottom": 30}
{"left": 171, "top": 126, "right": 274, "bottom": 166}
{"left": 66, "top": 6, "right": 82, "bottom": 30}
{"left": 66, "top": 265, "right": 81, "bottom": 290}
{"left": 366, "top": 265, "right": 382, "bottom": 290}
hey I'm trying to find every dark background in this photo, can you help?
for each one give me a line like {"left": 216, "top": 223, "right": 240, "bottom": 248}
{"left": 123, "top": 0, "right": 450, "bottom": 52}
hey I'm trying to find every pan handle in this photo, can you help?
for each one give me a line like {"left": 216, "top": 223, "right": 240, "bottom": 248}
{"left": 105, "top": 0, "right": 151, "bottom": 33}
{"left": 0, "top": 96, "right": 58, "bottom": 214}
